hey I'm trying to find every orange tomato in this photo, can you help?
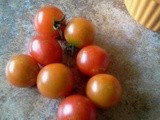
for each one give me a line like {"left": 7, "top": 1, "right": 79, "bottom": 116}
{"left": 86, "top": 74, "right": 122, "bottom": 109}
{"left": 5, "top": 54, "right": 40, "bottom": 87}
{"left": 37, "top": 63, "right": 75, "bottom": 99}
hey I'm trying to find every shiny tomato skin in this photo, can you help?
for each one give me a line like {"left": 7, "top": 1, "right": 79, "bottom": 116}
{"left": 29, "top": 35, "right": 62, "bottom": 66}
{"left": 64, "top": 17, "right": 95, "bottom": 48}
{"left": 77, "top": 45, "right": 110, "bottom": 76}
{"left": 37, "top": 63, "right": 75, "bottom": 99}
{"left": 5, "top": 54, "right": 40, "bottom": 87}
{"left": 86, "top": 74, "right": 122, "bottom": 109}
{"left": 57, "top": 95, "right": 97, "bottom": 120}
{"left": 34, "top": 5, "right": 65, "bottom": 38}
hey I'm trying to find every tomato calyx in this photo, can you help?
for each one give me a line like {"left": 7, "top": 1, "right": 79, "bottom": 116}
{"left": 53, "top": 15, "right": 65, "bottom": 29}
{"left": 62, "top": 42, "right": 79, "bottom": 67}
{"left": 53, "top": 15, "right": 65, "bottom": 39}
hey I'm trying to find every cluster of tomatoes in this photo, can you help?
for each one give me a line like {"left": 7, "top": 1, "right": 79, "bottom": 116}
{"left": 5, "top": 5, "right": 122, "bottom": 120}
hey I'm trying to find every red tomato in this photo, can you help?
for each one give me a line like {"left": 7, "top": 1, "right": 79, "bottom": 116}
{"left": 57, "top": 95, "right": 96, "bottom": 120}
{"left": 76, "top": 45, "right": 110, "bottom": 76}
{"left": 64, "top": 17, "right": 95, "bottom": 48}
{"left": 86, "top": 74, "right": 122, "bottom": 109}
{"left": 37, "top": 63, "right": 75, "bottom": 99}
{"left": 5, "top": 54, "right": 40, "bottom": 87}
{"left": 29, "top": 35, "right": 62, "bottom": 66}
{"left": 34, "top": 5, "right": 65, "bottom": 38}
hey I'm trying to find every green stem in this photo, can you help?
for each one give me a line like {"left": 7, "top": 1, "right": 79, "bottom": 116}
{"left": 66, "top": 44, "right": 78, "bottom": 56}
{"left": 53, "top": 15, "right": 65, "bottom": 39}
{"left": 53, "top": 15, "right": 65, "bottom": 30}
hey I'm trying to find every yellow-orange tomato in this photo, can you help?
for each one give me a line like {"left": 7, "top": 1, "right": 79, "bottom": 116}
{"left": 5, "top": 54, "right": 40, "bottom": 87}
{"left": 64, "top": 17, "right": 95, "bottom": 48}
{"left": 86, "top": 74, "right": 122, "bottom": 109}
{"left": 37, "top": 63, "right": 75, "bottom": 99}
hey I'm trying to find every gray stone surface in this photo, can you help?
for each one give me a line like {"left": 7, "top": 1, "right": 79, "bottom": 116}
{"left": 0, "top": 0, "right": 160, "bottom": 120}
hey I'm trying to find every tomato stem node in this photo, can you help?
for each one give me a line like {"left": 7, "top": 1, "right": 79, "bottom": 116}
{"left": 53, "top": 15, "right": 65, "bottom": 40}
{"left": 65, "top": 44, "right": 78, "bottom": 56}
{"left": 53, "top": 15, "right": 65, "bottom": 30}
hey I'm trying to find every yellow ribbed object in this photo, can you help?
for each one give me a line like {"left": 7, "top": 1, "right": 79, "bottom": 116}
{"left": 124, "top": 0, "right": 160, "bottom": 32}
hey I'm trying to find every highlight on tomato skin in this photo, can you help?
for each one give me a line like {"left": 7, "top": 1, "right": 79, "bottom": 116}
{"left": 34, "top": 5, "right": 65, "bottom": 38}
{"left": 86, "top": 74, "right": 122, "bottom": 109}
{"left": 76, "top": 45, "right": 111, "bottom": 76}
{"left": 57, "top": 94, "right": 97, "bottom": 120}
{"left": 37, "top": 63, "right": 75, "bottom": 99}
{"left": 29, "top": 35, "right": 63, "bottom": 66}
{"left": 64, "top": 17, "right": 95, "bottom": 48}
{"left": 5, "top": 54, "right": 40, "bottom": 87}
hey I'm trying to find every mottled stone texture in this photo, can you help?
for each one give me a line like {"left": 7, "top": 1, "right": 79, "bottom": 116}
{"left": 0, "top": 0, "right": 160, "bottom": 120}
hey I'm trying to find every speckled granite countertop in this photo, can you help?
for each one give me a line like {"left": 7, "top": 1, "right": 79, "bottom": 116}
{"left": 0, "top": 0, "right": 160, "bottom": 120}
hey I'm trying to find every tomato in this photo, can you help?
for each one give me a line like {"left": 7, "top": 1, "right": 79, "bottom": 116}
{"left": 29, "top": 35, "right": 62, "bottom": 66}
{"left": 57, "top": 95, "right": 96, "bottom": 120}
{"left": 34, "top": 5, "right": 65, "bottom": 38}
{"left": 5, "top": 54, "right": 40, "bottom": 87}
{"left": 86, "top": 74, "right": 122, "bottom": 109}
{"left": 37, "top": 63, "right": 75, "bottom": 99}
{"left": 64, "top": 17, "right": 95, "bottom": 48}
{"left": 76, "top": 45, "right": 110, "bottom": 76}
